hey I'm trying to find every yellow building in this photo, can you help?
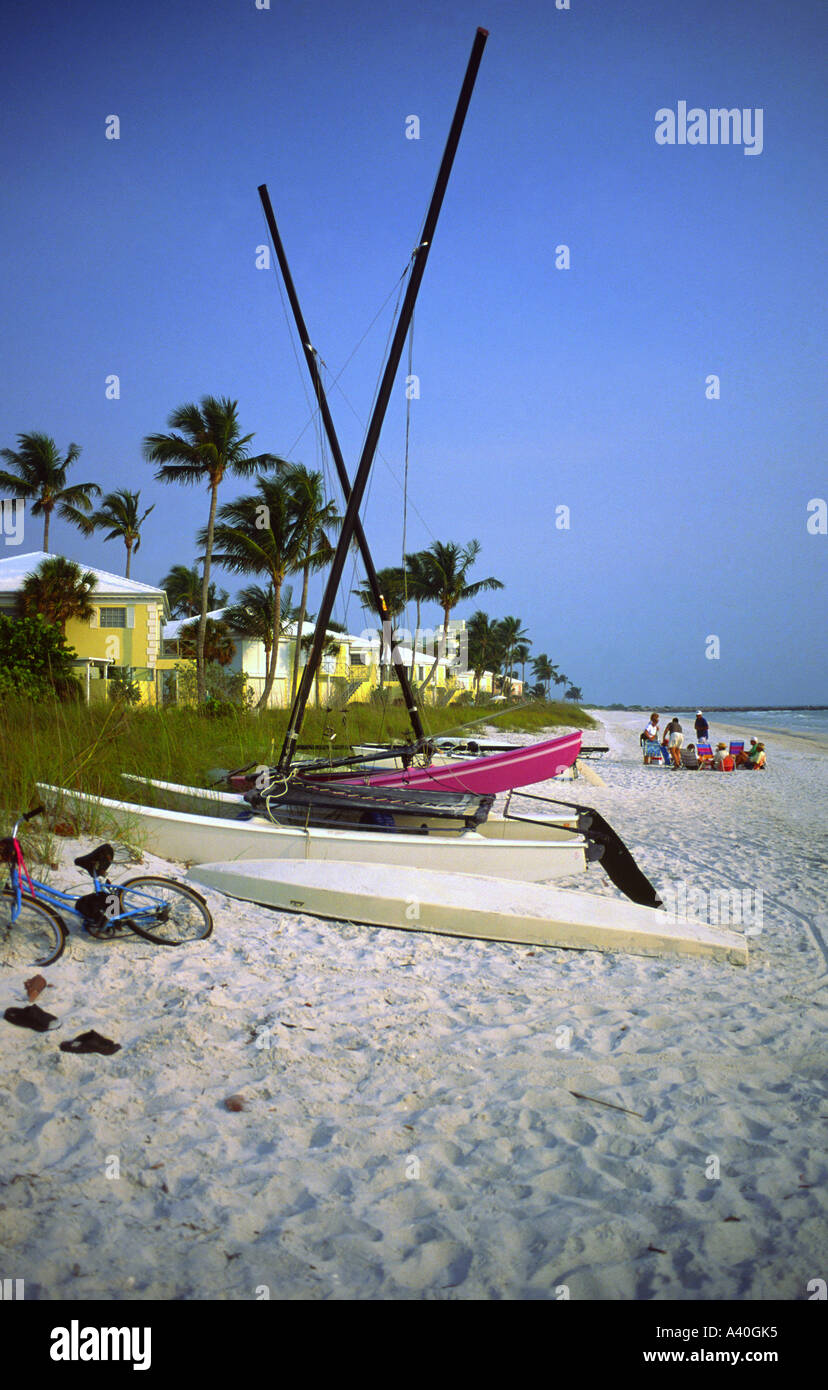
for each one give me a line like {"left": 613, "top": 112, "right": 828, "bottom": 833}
{"left": 0, "top": 552, "right": 170, "bottom": 704}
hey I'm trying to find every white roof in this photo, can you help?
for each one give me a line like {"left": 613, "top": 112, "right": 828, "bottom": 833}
{"left": 0, "top": 552, "right": 166, "bottom": 601}
{"left": 162, "top": 612, "right": 352, "bottom": 641}
{"left": 349, "top": 634, "right": 450, "bottom": 666}
{"left": 163, "top": 608, "right": 228, "bottom": 640}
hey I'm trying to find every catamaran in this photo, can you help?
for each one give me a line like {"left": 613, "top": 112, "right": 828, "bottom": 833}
{"left": 38, "top": 32, "right": 673, "bottom": 935}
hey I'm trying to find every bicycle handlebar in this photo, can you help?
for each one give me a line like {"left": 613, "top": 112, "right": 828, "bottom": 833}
{"left": 23, "top": 806, "right": 45, "bottom": 822}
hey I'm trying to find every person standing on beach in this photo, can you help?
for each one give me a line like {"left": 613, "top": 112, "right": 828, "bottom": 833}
{"left": 695, "top": 710, "right": 709, "bottom": 742}
{"left": 643, "top": 712, "right": 660, "bottom": 763}
{"left": 664, "top": 715, "right": 684, "bottom": 766}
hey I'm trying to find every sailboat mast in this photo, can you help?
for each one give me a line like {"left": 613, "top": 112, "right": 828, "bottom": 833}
{"left": 257, "top": 182, "right": 426, "bottom": 746}
{"left": 276, "top": 26, "right": 488, "bottom": 775}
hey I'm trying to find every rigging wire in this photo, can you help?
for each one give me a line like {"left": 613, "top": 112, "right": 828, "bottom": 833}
{"left": 402, "top": 311, "right": 414, "bottom": 591}
{"left": 262, "top": 216, "right": 438, "bottom": 548}
{"left": 261, "top": 221, "right": 439, "bottom": 745}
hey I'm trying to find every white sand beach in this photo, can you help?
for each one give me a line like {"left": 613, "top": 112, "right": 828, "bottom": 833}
{"left": 1, "top": 710, "right": 826, "bottom": 1301}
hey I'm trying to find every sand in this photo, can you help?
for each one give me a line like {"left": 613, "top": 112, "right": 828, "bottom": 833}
{"left": 1, "top": 710, "right": 826, "bottom": 1301}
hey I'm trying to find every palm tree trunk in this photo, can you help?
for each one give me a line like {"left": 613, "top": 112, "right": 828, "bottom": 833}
{"left": 42, "top": 505, "right": 51, "bottom": 552}
{"left": 409, "top": 597, "right": 422, "bottom": 680}
{"left": 291, "top": 554, "right": 311, "bottom": 700}
{"left": 421, "top": 604, "right": 450, "bottom": 698}
{"left": 198, "top": 481, "right": 220, "bottom": 704}
{"left": 257, "top": 577, "right": 282, "bottom": 711}
{"left": 125, "top": 540, "right": 132, "bottom": 579}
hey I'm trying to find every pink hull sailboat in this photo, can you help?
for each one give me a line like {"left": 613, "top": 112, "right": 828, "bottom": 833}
{"left": 337, "top": 730, "right": 583, "bottom": 795}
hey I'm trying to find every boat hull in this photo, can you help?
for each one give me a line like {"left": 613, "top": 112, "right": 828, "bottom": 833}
{"left": 37, "top": 783, "right": 587, "bottom": 880}
{"left": 334, "top": 730, "right": 583, "bottom": 793}
{"left": 186, "top": 859, "right": 748, "bottom": 964}
{"left": 120, "top": 774, "right": 579, "bottom": 837}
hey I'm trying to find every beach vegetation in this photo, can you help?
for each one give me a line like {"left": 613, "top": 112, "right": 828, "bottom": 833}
{"left": 159, "top": 563, "right": 228, "bottom": 618}
{"left": 143, "top": 396, "right": 282, "bottom": 704}
{"left": 201, "top": 472, "right": 309, "bottom": 710}
{"left": 19, "top": 555, "right": 98, "bottom": 633}
{"left": 0, "top": 612, "right": 82, "bottom": 704}
{"left": 0, "top": 432, "right": 101, "bottom": 550}
{"left": 0, "top": 695, "right": 593, "bottom": 854}
{"left": 88, "top": 489, "right": 155, "bottom": 578}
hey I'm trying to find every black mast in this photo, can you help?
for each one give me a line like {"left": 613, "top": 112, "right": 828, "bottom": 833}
{"left": 276, "top": 26, "right": 489, "bottom": 774}
{"left": 257, "top": 182, "right": 426, "bottom": 746}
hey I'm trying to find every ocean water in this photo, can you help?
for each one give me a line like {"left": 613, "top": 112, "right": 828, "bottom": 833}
{"left": 687, "top": 709, "right": 828, "bottom": 740}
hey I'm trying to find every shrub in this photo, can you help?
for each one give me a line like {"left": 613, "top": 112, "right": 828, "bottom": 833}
{"left": 108, "top": 669, "right": 142, "bottom": 705}
{"left": 0, "top": 612, "right": 80, "bottom": 701}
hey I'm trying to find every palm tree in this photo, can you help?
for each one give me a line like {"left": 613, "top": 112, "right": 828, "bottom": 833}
{"left": 352, "top": 567, "right": 409, "bottom": 684}
{"left": 418, "top": 540, "right": 503, "bottom": 691}
{"left": 18, "top": 555, "right": 97, "bottom": 633}
{"left": 201, "top": 474, "right": 307, "bottom": 710}
{"left": 179, "top": 616, "right": 236, "bottom": 666}
{"left": 224, "top": 583, "right": 278, "bottom": 675}
{"left": 402, "top": 550, "right": 436, "bottom": 676}
{"left": 565, "top": 684, "right": 583, "bottom": 702}
{"left": 0, "top": 433, "right": 101, "bottom": 550}
{"left": 300, "top": 620, "right": 346, "bottom": 708}
{"left": 224, "top": 582, "right": 299, "bottom": 684}
{"left": 282, "top": 464, "right": 339, "bottom": 701}
{"left": 513, "top": 640, "right": 532, "bottom": 692}
{"left": 143, "top": 396, "right": 281, "bottom": 703}
{"left": 497, "top": 617, "right": 530, "bottom": 694}
{"left": 88, "top": 489, "right": 154, "bottom": 578}
{"left": 159, "top": 563, "right": 228, "bottom": 619}
{"left": 352, "top": 566, "right": 408, "bottom": 622}
{"left": 531, "top": 653, "right": 554, "bottom": 698}
{"left": 466, "top": 610, "right": 506, "bottom": 700}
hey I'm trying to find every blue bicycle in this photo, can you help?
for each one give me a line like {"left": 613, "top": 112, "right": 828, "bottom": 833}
{"left": 1, "top": 806, "right": 213, "bottom": 968}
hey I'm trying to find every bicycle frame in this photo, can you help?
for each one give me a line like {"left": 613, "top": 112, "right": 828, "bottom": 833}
{"left": 6, "top": 823, "right": 163, "bottom": 933}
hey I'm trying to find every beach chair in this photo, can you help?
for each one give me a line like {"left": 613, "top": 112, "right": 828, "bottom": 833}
{"left": 728, "top": 741, "right": 745, "bottom": 759}
{"left": 661, "top": 745, "right": 672, "bottom": 766}
{"left": 697, "top": 742, "right": 713, "bottom": 765}
{"left": 720, "top": 755, "right": 735, "bottom": 772}
{"left": 681, "top": 748, "right": 700, "bottom": 769}
{"left": 642, "top": 740, "right": 662, "bottom": 764}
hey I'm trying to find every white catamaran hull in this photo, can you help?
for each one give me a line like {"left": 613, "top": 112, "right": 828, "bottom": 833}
{"left": 186, "top": 859, "right": 748, "bottom": 965}
{"left": 119, "top": 773, "right": 580, "bottom": 835}
{"left": 36, "top": 784, "right": 588, "bottom": 880}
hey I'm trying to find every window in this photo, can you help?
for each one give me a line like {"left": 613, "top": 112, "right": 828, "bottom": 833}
{"left": 100, "top": 607, "right": 127, "bottom": 628}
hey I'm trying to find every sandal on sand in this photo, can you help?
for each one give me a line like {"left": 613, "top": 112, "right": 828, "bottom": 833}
{"left": 59, "top": 1029, "right": 121, "bottom": 1056}
{"left": 4, "top": 1004, "right": 59, "bottom": 1032}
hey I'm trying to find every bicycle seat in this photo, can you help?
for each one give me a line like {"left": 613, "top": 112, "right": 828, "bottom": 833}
{"left": 74, "top": 844, "right": 115, "bottom": 878}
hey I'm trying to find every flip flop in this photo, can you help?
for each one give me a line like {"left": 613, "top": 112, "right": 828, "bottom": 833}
{"left": 3, "top": 1004, "right": 59, "bottom": 1033}
{"left": 59, "top": 1029, "right": 121, "bottom": 1056}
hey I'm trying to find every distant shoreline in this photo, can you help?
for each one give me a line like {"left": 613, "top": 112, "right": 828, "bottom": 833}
{"left": 589, "top": 705, "right": 828, "bottom": 713}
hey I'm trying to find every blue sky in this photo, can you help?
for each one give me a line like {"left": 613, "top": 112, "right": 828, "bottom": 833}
{"left": 1, "top": 0, "right": 825, "bottom": 704}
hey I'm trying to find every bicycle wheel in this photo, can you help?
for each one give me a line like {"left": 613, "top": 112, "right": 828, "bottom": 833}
{"left": 0, "top": 888, "right": 67, "bottom": 968}
{"left": 118, "top": 876, "right": 213, "bottom": 945}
